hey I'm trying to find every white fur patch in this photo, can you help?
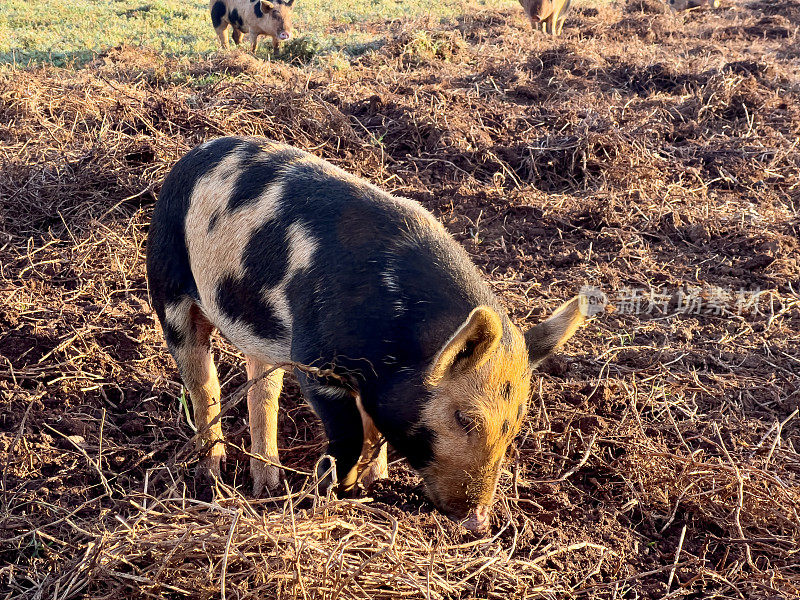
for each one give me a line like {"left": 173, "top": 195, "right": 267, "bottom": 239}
{"left": 286, "top": 221, "right": 318, "bottom": 272}
{"left": 381, "top": 270, "right": 399, "bottom": 294}
{"left": 164, "top": 298, "right": 194, "bottom": 339}
{"left": 260, "top": 220, "right": 318, "bottom": 341}
{"left": 316, "top": 385, "right": 351, "bottom": 400}
{"left": 184, "top": 147, "right": 290, "bottom": 362}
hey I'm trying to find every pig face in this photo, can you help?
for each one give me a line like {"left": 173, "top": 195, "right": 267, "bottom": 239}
{"left": 419, "top": 307, "right": 530, "bottom": 532}
{"left": 418, "top": 298, "right": 586, "bottom": 532}
{"left": 258, "top": 0, "right": 294, "bottom": 42}
{"left": 525, "top": 0, "right": 553, "bottom": 20}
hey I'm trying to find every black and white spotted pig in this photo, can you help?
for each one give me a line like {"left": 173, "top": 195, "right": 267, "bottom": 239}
{"left": 210, "top": 0, "right": 294, "bottom": 52}
{"left": 146, "top": 137, "right": 587, "bottom": 532}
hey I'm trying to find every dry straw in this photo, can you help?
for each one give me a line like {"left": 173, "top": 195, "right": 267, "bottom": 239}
{"left": 2, "top": 2, "right": 800, "bottom": 598}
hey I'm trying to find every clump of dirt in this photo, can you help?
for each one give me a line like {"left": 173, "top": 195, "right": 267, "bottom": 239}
{"left": 626, "top": 0, "right": 670, "bottom": 14}
{"left": 367, "top": 467, "right": 431, "bottom": 513}
{"left": 1, "top": 1, "right": 799, "bottom": 598}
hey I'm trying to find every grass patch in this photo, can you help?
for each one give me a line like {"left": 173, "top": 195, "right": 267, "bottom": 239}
{"left": 0, "top": 0, "right": 515, "bottom": 66}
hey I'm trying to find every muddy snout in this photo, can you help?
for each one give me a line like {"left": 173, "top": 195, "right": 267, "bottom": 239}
{"left": 458, "top": 505, "right": 491, "bottom": 533}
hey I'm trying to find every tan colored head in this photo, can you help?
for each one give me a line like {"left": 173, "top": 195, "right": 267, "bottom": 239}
{"left": 419, "top": 297, "right": 586, "bottom": 532}
{"left": 260, "top": 0, "right": 294, "bottom": 42}
{"left": 522, "top": 0, "right": 562, "bottom": 22}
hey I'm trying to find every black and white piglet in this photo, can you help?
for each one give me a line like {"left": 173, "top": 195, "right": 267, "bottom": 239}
{"left": 146, "top": 137, "right": 586, "bottom": 532}
{"left": 210, "top": 0, "right": 294, "bottom": 52}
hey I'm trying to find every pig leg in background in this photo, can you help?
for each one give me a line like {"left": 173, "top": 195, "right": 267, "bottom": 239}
{"left": 556, "top": 0, "right": 572, "bottom": 34}
{"left": 246, "top": 358, "right": 284, "bottom": 496}
{"left": 210, "top": 1, "right": 229, "bottom": 49}
{"left": 356, "top": 403, "right": 388, "bottom": 489}
{"left": 299, "top": 377, "right": 364, "bottom": 495}
{"left": 214, "top": 24, "right": 230, "bottom": 49}
{"left": 231, "top": 28, "right": 242, "bottom": 45}
{"left": 545, "top": 12, "right": 557, "bottom": 35}
{"left": 165, "top": 300, "right": 226, "bottom": 483}
{"left": 249, "top": 32, "right": 260, "bottom": 53}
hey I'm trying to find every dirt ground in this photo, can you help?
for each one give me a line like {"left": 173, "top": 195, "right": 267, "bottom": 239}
{"left": 1, "top": 1, "right": 799, "bottom": 598}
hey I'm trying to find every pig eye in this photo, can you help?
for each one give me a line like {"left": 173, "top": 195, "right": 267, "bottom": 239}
{"left": 272, "top": 9, "right": 280, "bottom": 17}
{"left": 455, "top": 410, "right": 473, "bottom": 432}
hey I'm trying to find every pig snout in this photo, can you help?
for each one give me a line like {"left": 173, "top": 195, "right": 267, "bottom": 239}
{"left": 460, "top": 505, "right": 491, "bottom": 533}
{"left": 278, "top": 31, "right": 290, "bottom": 40}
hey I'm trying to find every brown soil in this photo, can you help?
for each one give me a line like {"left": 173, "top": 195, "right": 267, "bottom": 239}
{"left": 1, "top": 1, "right": 799, "bottom": 598}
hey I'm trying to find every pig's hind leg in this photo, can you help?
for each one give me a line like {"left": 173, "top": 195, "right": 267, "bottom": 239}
{"left": 215, "top": 26, "right": 230, "bottom": 49}
{"left": 245, "top": 357, "right": 284, "bottom": 496}
{"left": 211, "top": 1, "right": 230, "bottom": 49}
{"left": 231, "top": 28, "right": 243, "bottom": 45}
{"left": 161, "top": 299, "right": 226, "bottom": 485}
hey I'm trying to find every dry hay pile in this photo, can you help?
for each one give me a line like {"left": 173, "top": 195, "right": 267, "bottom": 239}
{"left": 1, "top": 1, "right": 799, "bottom": 598}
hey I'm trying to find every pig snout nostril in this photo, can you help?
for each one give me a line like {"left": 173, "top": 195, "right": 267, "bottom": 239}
{"left": 460, "top": 505, "right": 491, "bottom": 533}
{"left": 279, "top": 31, "right": 290, "bottom": 40}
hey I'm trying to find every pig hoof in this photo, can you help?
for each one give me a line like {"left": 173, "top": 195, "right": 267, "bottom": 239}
{"left": 251, "top": 459, "right": 283, "bottom": 496}
{"left": 359, "top": 460, "right": 388, "bottom": 489}
{"left": 195, "top": 444, "right": 226, "bottom": 485}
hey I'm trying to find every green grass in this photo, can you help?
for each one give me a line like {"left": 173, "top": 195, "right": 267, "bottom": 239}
{"left": 0, "top": 0, "right": 516, "bottom": 66}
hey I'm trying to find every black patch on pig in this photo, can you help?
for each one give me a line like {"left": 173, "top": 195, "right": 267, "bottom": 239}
{"left": 163, "top": 321, "right": 185, "bottom": 349}
{"left": 211, "top": 1, "right": 225, "bottom": 28}
{"left": 227, "top": 147, "right": 303, "bottom": 212}
{"left": 229, "top": 8, "right": 244, "bottom": 28}
{"left": 207, "top": 208, "right": 222, "bottom": 233}
{"left": 146, "top": 137, "right": 244, "bottom": 329}
{"left": 254, "top": 1, "right": 263, "bottom": 17}
{"left": 214, "top": 216, "right": 292, "bottom": 338}
{"left": 215, "top": 273, "right": 287, "bottom": 340}
{"left": 398, "top": 423, "right": 435, "bottom": 470}
{"left": 240, "top": 218, "right": 290, "bottom": 289}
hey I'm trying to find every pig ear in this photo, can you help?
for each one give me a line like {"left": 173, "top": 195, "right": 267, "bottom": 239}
{"left": 428, "top": 306, "right": 503, "bottom": 386}
{"left": 524, "top": 296, "right": 586, "bottom": 368}
{"left": 285, "top": 0, "right": 295, "bottom": 6}
{"left": 261, "top": 1, "right": 274, "bottom": 11}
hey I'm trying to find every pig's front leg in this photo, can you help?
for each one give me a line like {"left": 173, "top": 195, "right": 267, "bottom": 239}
{"left": 356, "top": 402, "right": 388, "bottom": 489}
{"left": 249, "top": 32, "right": 260, "bottom": 53}
{"left": 300, "top": 379, "right": 364, "bottom": 495}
